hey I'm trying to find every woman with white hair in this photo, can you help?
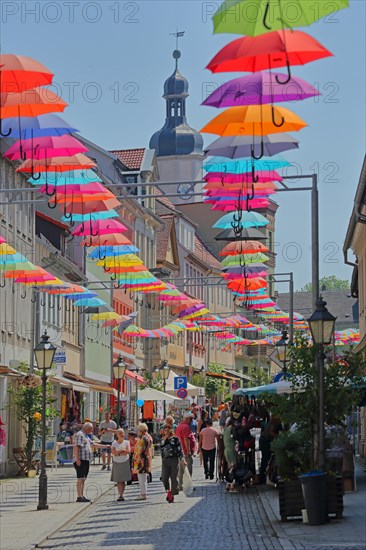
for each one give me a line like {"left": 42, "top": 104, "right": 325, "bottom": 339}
{"left": 111, "top": 428, "right": 131, "bottom": 501}
{"left": 132, "top": 423, "right": 152, "bottom": 501}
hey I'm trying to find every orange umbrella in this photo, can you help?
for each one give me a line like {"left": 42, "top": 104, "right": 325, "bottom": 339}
{"left": 0, "top": 87, "right": 67, "bottom": 119}
{"left": 220, "top": 240, "right": 269, "bottom": 256}
{"left": 63, "top": 198, "right": 120, "bottom": 214}
{"left": 105, "top": 265, "right": 147, "bottom": 273}
{"left": 54, "top": 191, "right": 115, "bottom": 204}
{"left": 200, "top": 105, "right": 306, "bottom": 136}
{"left": 80, "top": 234, "right": 132, "bottom": 247}
{"left": 227, "top": 277, "right": 267, "bottom": 292}
{"left": 16, "top": 153, "right": 95, "bottom": 173}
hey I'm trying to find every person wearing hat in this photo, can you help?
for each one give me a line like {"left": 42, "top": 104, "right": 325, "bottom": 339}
{"left": 0, "top": 417, "right": 6, "bottom": 465}
{"left": 176, "top": 412, "right": 196, "bottom": 491}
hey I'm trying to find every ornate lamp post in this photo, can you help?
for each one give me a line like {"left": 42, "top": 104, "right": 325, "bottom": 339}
{"left": 308, "top": 297, "right": 336, "bottom": 471}
{"left": 34, "top": 331, "right": 56, "bottom": 511}
{"left": 113, "top": 355, "right": 127, "bottom": 428}
{"left": 159, "top": 360, "right": 170, "bottom": 418}
{"left": 129, "top": 365, "right": 143, "bottom": 426}
{"left": 276, "top": 330, "right": 289, "bottom": 378}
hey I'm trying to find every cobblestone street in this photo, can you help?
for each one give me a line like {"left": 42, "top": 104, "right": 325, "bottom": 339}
{"left": 37, "top": 459, "right": 299, "bottom": 550}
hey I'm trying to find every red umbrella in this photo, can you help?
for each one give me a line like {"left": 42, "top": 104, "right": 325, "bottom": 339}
{"left": 63, "top": 198, "right": 121, "bottom": 215}
{"left": 0, "top": 87, "right": 67, "bottom": 119}
{"left": 0, "top": 54, "right": 53, "bottom": 93}
{"left": 207, "top": 30, "right": 332, "bottom": 75}
{"left": 16, "top": 154, "right": 96, "bottom": 174}
{"left": 220, "top": 241, "right": 269, "bottom": 256}
{"left": 227, "top": 278, "right": 267, "bottom": 292}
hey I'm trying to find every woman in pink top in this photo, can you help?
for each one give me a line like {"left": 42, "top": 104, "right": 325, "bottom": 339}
{"left": 198, "top": 418, "right": 218, "bottom": 480}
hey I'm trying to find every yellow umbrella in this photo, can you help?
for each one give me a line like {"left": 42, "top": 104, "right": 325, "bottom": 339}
{"left": 0, "top": 244, "right": 17, "bottom": 255}
{"left": 90, "top": 311, "right": 121, "bottom": 321}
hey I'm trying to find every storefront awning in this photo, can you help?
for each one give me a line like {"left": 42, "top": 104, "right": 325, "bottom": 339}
{"left": 125, "top": 369, "right": 144, "bottom": 383}
{"left": 206, "top": 371, "right": 239, "bottom": 381}
{"left": 223, "top": 368, "right": 252, "bottom": 382}
{"left": 62, "top": 371, "right": 118, "bottom": 396}
{"left": 51, "top": 375, "right": 90, "bottom": 393}
{"left": 87, "top": 384, "right": 117, "bottom": 397}
{"left": 0, "top": 365, "right": 22, "bottom": 377}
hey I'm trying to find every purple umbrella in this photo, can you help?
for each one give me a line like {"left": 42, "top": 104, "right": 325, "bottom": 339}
{"left": 202, "top": 72, "right": 320, "bottom": 108}
{"left": 0, "top": 114, "right": 78, "bottom": 140}
{"left": 204, "top": 133, "right": 299, "bottom": 159}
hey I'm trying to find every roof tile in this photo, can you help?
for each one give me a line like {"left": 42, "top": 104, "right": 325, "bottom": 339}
{"left": 109, "top": 148, "right": 145, "bottom": 170}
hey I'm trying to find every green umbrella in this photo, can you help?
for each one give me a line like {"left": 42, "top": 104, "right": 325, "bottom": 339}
{"left": 213, "top": 0, "right": 349, "bottom": 36}
{"left": 0, "top": 261, "right": 36, "bottom": 271}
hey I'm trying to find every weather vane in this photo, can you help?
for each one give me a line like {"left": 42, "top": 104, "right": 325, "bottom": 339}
{"left": 170, "top": 30, "right": 186, "bottom": 51}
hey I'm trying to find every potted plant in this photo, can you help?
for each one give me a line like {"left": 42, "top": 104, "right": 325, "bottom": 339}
{"left": 7, "top": 364, "right": 57, "bottom": 475}
{"left": 264, "top": 339, "right": 365, "bottom": 521}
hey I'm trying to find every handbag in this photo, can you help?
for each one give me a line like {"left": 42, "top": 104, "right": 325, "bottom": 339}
{"left": 182, "top": 466, "right": 194, "bottom": 496}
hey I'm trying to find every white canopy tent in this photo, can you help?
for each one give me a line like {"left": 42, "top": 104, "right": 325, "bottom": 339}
{"left": 165, "top": 369, "right": 204, "bottom": 397}
{"left": 138, "top": 387, "right": 179, "bottom": 403}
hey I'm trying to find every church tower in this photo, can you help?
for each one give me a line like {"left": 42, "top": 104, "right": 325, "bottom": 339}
{"left": 149, "top": 48, "right": 204, "bottom": 204}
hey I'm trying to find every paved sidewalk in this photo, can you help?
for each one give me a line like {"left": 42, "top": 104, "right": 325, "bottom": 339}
{"left": 0, "top": 463, "right": 122, "bottom": 550}
{"left": 257, "top": 461, "right": 366, "bottom": 550}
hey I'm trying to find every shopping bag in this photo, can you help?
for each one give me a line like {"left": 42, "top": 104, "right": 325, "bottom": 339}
{"left": 182, "top": 466, "right": 194, "bottom": 496}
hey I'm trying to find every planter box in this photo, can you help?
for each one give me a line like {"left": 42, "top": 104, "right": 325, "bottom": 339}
{"left": 278, "top": 476, "right": 343, "bottom": 522}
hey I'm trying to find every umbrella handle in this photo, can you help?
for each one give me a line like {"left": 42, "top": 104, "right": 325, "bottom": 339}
{"left": 65, "top": 300, "right": 71, "bottom": 312}
{"left": 251, "top": 140, "right": 264, "bottom": 160}
{"left": 49, "top": 295, "right": 55, "bottom": 309}
{"left": 40, "top": 295, "right": 46, "bottom": 307}
{"left": 263, "top": 1, "right": 272, "bottom": 30}
{"left": 252, "top": 166, "right": 259, "bottom": 183}
{"left": 248, "top": 184, "right": 255, "bottom": 200}
{"left": 45, "top": 181, "right": 56, "bottom": 197}
{"left": 48, "top": 194, "right": 58, "bottom": 210}
{"left": 31, "top": 293, "right": 37, "bottom": 303}
{"left": 57, "top": 296, "right": 62, "bottom": 311}
{"left": 31, "top": 169, "right": 41, "bottom": 181}
{"left": 139, "top": 299, "right": 144, "bottom": 307}
{"left": 239, "top": 256, "right": 247, "bottom": 268}
{"left": 0, "top": 118, "right": 11, "bottom": 137}
{"left": 158, "top": 303, "right": 165, "bottom": 311}
{"left": 271, "top": 105, "right": 285, "bottom": 127}
{"left": 103, "top": 263, "right": 111, "bottom": 272}
{"left": 275, "top": 61, "right": 291, "bottom": 85}
{"left": 98, "top": 248, "right": 106, "bottom": 261}
{"left": 20, "top": 284, "right": 27, "bottom": 299}
{"left": 0, "top": 277, "right": 6, "bottom": 288}
{"left": 110, "top": 272, "right": 117, "bottom": 281}
{"left": 12, "top": 281, "right": 16, "bottom": 294}
{"left": 246, "top": 194, "right": 252, "bottom": 212}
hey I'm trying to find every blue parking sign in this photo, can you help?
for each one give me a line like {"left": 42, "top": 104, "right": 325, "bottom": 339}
{"left": 174, "top": 376, "right": 187, "bottom": 390}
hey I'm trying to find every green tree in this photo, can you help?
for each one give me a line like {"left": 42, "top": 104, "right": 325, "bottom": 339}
{"left": 263, "top": 338, "right": 365, "bottom": 473}
{"left": 140, "top": 372, "right": 163, "bottom": 391}
{"left": 7, "top": 362, "right": 58, "bottom": 470}
{"left": 205, "top": 363, "right": 229, "bottom": 401}
{"left": 299, "top": 276, "right": 350, "bottom": 292}
{"left": 246, "top": 359, "right": 271, "bottom": 386}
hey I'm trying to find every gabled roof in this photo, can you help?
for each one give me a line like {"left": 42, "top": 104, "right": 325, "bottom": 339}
{"left": 109, "top": 148, "right": 146, "bottom": 171}
{"left": 192, "top": 234, "right": 222, "bottom": 270}
{"left": 155, "top": 189, "right": 177, "bottom": 212}
{"left": 156, "top": 214, "right": 179, "bottom": 269}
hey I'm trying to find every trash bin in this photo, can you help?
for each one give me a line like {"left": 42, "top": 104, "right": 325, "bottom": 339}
{"left": 299, "top": 471, "right": 327, "bottom": 525}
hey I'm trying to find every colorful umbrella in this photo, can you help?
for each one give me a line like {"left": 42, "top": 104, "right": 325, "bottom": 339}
{"left": 80, "top": 234, "right": 132, "bottom": 247}
{"left": 29, "top": 169, "right": 101, "bottom": 185}
{"left": 212, "top": 1, "right": 348, "bottom": 37}
{"left": 204, "top": 156, "right": 289, "bottom": 173}
{"left": 228, "top": 278, "right": 267, "bottom": 292}
{"left": 204, "top": 134, "right": 298, "bottom": 159}
{"left": 16, "top": 154, "right": 96, "bottom": 174}
{"left": 220, "top": 241, "right": 269, "bottom": 256}
{"left": 215, "top": 227, "right": 267, "bottom": 241}
{"left": 202, "top": 73, "right": 320, "bottom": 108}
{"left": 0, "top": 87, "right": 67, "bottom": 119}
{"left": 88, "top": 245, "right": 139, "bottom": 259}
{"left": 213, "top": 211, "right": 269, "bottom": 229}
{"left": 204, "top": 170, "right": 282, "bottom": 183}
{"left": 200, "top": 105, "right": 307, "bottom": 136}
{"left": 221, "top": 252, "right": 269, "bottom": 265}
{"left": 40, "top": 182, "right": 109, "bottom": 196}
{"left": 62, "top": 198, "right": 120, "bottom": 214}
{"left": 72, "top": 297, "right": 108, "bottom": 307}
{"left": 0, "top": 54, "right": 53, "bottom": 92}
{"left": 0, "top": 114, "right": 78, "bottom": 140}
{"left": 62, "top": 210, "right": 119, "bottom": 223}
{"left": 4, "top": 135, "right": 87, "bottom": 161}
{"left": 0, "top": 243, "right": 17, "bottom": 255}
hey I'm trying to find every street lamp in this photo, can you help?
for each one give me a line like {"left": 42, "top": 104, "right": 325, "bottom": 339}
{"left": 308, "top": 297, "right": 336, "bottom": 471}
{"left": 129, "top": 365, "right": 143, "bottom": 426}
{"left": 113, "top": 355, "right": 127, "bottom": 428}
{"left": 159, "top": 360, "right": 170, "bottom": 417}
{"left": 276, "top": 330, "right": 289, "bottom": 378}
{"left": 34, "top": 331, "right": 56, "bottom": 511}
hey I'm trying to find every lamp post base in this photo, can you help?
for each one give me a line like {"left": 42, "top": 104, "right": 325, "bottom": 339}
{"left": 37, "top": 503, "right": 49, "bottom": 511}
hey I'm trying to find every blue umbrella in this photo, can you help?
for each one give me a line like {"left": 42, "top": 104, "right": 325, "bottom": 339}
{"left": 62, "top": 211, "right": 119, "bottom": 223}
{"left": 204, "top": 155, "right": 290, "bottom": 174}
{"left": 213, "top": 211, "right": 269, "bottom": 229}
{"left": 64, "top": 292, "right": 98, "bottom": 300}
{"left": 0, "top": 252, "right": 28, "bottom": 264}
{"left": 88, "top": 245, "right": 139, "bottom": 259}
{"left": 0, "top": 114, "right": 78, "bottom": 140}
{"left": 73, "top": 297, "right": 107, "bottom": 307}
{"left": 29, "top": 169, "right": 101, "bottom": 185}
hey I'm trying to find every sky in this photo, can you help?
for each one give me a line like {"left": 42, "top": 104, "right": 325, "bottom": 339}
{"left": 1, "top": 0, "right": 365, "bottom": 290}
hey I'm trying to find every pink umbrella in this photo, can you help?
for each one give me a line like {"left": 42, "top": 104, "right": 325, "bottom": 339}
{"left": 4, "top": 135, "right": 88, "bottom": 161}
{"left": 39, "top": 182, "right": 108, "bottom": 195}
{"left": 0, "top": 236, "right": 6, "bottom": 244}
{"left": 71, "top": 219, "right": 128, "bottom": 237}
{"left": 205, "top": 187, "right": 276, "bottom": 197}
{"left": 208, "top": 198, "right": 270, "bottom": 211}
{"left": 204, "top": 171, "right": 282, "bottom": 184}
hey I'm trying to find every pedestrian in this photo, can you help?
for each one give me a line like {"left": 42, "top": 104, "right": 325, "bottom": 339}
{"left": 132, "top": 423, "right": 152, "bottom": 501}
{"left": 219, "top": 403, "right": 229, "bottom": 429}
{"left": 176, "top": 412, "right": 196, "bottom": 491}
{"left": 223, "top": 417, "right": 237, "bottom": 492}
{"left": 197, "top": 409, "right": 208, "bottom": 434}
{"left": 98, "top": 412, "right": 117, "bottom": 471}
{"left": 73, "top": 422, "right": 108, "bottom": 503}
{"left": 199, "top": 418, "right": 218, "bottom": 480}
{"left": 110, "top": 428, "right": 131, "bottom": 501}
{"left": 258, "top": 415, "right": 282, "bottom": 484}
{"left": 160, "top": 425, "right": 184, "bottom": 503}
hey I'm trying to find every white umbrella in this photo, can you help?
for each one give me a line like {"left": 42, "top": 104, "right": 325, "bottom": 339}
{"left": 138, "top": 387, "right": 179, "bottom": 403}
